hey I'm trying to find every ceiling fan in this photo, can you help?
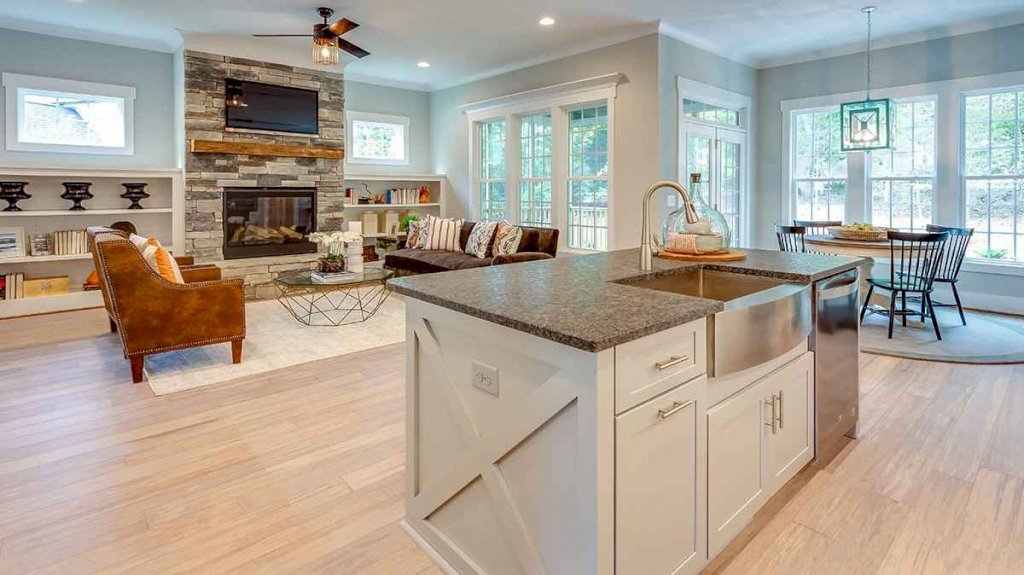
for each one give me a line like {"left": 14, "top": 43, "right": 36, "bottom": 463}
{"left": 253, "top": 7, "right": 369, "bottom": 65}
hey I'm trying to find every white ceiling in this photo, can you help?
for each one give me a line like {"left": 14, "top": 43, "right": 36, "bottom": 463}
{"left": 1, "top": 0, "right": 1023, "bottom": 91}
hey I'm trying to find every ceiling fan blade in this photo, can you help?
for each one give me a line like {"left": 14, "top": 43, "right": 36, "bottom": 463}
{"left": 252, "top": 34, "right": 315, "bottom": 37}
{"left": 337, "top": 38, "right": 370, "bottom": 58}
{"left": 327, "top": 18, "right": 359, "bottom": 37}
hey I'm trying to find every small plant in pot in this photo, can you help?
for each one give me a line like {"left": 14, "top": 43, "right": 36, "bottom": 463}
{"left": 308, "top": 230, "right": 363, "bottom": 273}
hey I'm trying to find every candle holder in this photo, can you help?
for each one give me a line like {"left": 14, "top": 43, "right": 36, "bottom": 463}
{"left": 61, "top": 182, "right": 94, "bottom": 211}
{"left": 0, "top": 181, "right": 31, "bottom": 212}
{"left": 120, "top": 182, "right": 151, "bottom": 210}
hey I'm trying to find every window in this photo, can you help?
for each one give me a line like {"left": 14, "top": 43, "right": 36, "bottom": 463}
{"left": 346, "top": 111, "right": 409, "bottom": 165}
{"left": 519, "top": 114, "right": 552, "bottom": 227}
{"left": 466, "top": 74, "right": 618, "bottom": 251}
{"left": 567, "top": 105, "right": 609, "bottom": 250}
{"left": 869, "top": 98, "right": 936, "bottom": 231}
{"left": 682, "top": 98, "right": 739, "bottom": 126}
{"left": 3, "top": 73, "right": 134, "bottom": 155}
{"left": 963, "top": 89, "right": 1024, "bottom": 262}
{"left": 792, "top": 108, "right": 847, "bottom": 222}
{"left": 478, "top": 119, "right": 506, "bottom": 221}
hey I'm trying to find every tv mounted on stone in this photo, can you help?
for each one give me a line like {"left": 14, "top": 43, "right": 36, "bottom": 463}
{"left": 225, "top": 79, "right": 319, "bottom": 136}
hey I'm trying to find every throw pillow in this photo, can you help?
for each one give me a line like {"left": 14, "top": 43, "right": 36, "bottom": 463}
{"left": 406, "top": 218, "right": 425, "bottom": 249}
{"left": 140, "top": 237, "right": 184, "bottom": 284}
{"left": 424, "top": 217, "right": 464, "bottom": 252}
{"left": 492, "top": 220, "right": 523, "bottom": 256}
{"left": 414, "top": 214, "right": 435, "bottom": 249}
{"left": 464, "top": 221, "right": 498, "bottom": 259}
{"left": 128, "top": 233, "right": 150, "bottom": 253}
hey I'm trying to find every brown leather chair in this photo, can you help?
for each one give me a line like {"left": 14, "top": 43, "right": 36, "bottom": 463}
{"left": 87, "top": 227, "right": 246, "bottom": 383}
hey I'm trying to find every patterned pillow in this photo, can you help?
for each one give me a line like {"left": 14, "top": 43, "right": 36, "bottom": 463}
{"left": 406, "top": 218, "right": 425, "bottom": 249}
{"left": 424, "top": 217, "right": 464, "bottom": 252}
{"left": 414, "top": 214, "right": 435, "bottom": 249}
{"left": 492, "top": 220, "right": 523, "bottom": 256}
{"left": 464, "top": 221, "right": 498, "bottom": 259}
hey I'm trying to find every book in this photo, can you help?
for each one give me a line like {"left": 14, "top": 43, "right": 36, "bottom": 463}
{"left": 310, "top": 270, "right": 355, "bottom": 284}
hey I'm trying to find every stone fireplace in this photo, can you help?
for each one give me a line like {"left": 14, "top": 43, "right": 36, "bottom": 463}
{"left": 183, "top": 50, "right": 345, "bottom": 299}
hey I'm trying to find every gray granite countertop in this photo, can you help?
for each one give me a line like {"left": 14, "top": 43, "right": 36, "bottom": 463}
{"left": 388, "top": 248, "right": 863, "bottom": 352}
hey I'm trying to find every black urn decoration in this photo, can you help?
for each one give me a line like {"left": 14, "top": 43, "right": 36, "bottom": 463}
{"left": 120, "top": 182, "right": 151, "bottom": 210}
{"left": 61, "top": 182, "right": 94, "bottom": 211}
{"left": 0, "top": 181, "right": 31, "bottom": 212}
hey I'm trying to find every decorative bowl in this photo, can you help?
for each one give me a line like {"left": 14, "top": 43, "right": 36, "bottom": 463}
{"left": 827, "top": 226, "right": 891, "bottom": 242}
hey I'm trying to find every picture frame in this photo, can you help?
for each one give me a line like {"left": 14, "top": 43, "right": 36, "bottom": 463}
{"left": 0, "top": 227, "right": 25, "bottom": 259}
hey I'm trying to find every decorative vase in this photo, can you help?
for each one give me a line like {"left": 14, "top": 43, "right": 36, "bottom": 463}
{"left": 61, "top": 182, "right": 94, "bottom": 211}
{"left": 662, "top": 173, "right": 732, "bottom": 249}
{"left": 346, "top": 243, "right": 364, "bottom": 273}
{"left": 419, "top": 185, "right": 431, "bottom": 204}
{"left": 120, "top": 182, "right": 151, "bottom": 209}
{"left": 0, "top": 181, "right": 31, "bottom": 212}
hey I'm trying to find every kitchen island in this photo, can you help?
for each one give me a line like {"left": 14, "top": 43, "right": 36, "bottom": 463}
{"left": 389, "top": 248, "right": 863, "bottom": 575}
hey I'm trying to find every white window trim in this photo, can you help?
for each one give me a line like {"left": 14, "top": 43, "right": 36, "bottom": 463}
{"left": 345, "top": 110, "right": 411, "bottom": 166}
{"left": 464, "top": 74, "right": 620, "bottom": 251}
{"left": 780, "top": 70, "right": 1024, "bottom": 273}
{"left": 2, "top": 73, "right": 135, "bottom": 156}
{"left": 676, "top": 77, "right": 752, "bottom": 247}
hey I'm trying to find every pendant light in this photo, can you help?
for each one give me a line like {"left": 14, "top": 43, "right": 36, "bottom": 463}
{"left": 312, "top": 28, "right": 341, "bottom": 66}
{"left": 841, "top": 6, "right": 893, "bottom": 151}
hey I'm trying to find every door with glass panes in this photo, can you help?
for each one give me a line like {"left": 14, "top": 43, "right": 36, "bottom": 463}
{"left": 680, "top": 122, "right": 746, "bottom": 247}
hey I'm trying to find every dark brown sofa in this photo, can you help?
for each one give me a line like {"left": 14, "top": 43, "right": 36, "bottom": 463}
{"left": 384, "top": 222, "right": 558, "bottom": 275}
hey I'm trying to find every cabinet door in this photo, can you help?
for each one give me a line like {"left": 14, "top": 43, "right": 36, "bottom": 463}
{"left": 706, "top": 380, "right": 769, "bottom": 558}
{"left": 763, "top": 353, "right": 814, "bottom": 495}
{"left": 616, "top": 378, "right": 706, "bottom": 575}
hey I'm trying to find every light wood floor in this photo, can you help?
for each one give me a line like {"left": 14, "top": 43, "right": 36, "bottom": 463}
{"left": 1, "top": 309, "right": 1022, "bottom": 574}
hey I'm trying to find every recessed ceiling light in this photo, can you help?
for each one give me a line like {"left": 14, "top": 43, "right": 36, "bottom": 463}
{"left": 417, "top": 61, "right": 431, "bottom": 68}
{"left": 539, "top": 17, "right": 555, "bottom": 26}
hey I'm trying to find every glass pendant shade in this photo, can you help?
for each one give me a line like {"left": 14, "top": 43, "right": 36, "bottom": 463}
{"left": 313, "top": 36, "right": 340, "bottom": 66}
{"left": 841, "top": 98, "right": 893, "bottom": 151}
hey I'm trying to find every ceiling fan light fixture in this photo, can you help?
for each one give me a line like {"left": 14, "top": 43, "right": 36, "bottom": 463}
{"left": 313, "top": 34, "right": 340, "bottom": 66}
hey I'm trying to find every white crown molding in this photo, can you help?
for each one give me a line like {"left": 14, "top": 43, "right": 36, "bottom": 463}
{"left": 181, "top": 33, "right": 351, "bottom": 76}
{"left": 344, "top": 73, "right": 431, "bottom": 93}
{"left": 657, "top": 22, "right": 758, "bottom": 68}
{"left": 459, "top": 73, "right": 624, "bottom": 115}
{"left": 0, "top": 17, "right": 180, "bottom": 53}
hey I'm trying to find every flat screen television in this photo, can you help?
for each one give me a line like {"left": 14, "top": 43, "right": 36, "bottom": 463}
{"left": 224, "top": 79, "right": 319, "bottom": 135}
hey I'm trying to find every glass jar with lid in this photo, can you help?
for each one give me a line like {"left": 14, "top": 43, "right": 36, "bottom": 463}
{"left": 662, "top": 173, "right": 732, "bottom": 250}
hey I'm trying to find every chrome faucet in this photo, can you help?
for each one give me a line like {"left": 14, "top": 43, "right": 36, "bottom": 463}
{"left": 640, "top": 180, "right": 699, "bottom": 271}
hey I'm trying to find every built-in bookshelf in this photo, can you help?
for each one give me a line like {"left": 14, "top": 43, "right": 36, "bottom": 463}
{"left": 0, "top": 166, "right": 184, "bottom": 318}
{"left": 342, "top": 173, "right": 446, "bottom": 244}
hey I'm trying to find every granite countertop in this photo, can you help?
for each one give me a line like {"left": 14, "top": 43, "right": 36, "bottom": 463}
{"left": 388, "top": 248, "right": 863, "bottom": 352}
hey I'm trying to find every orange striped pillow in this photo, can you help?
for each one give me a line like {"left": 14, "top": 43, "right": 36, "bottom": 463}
{"left": 141, "top": 237, "right": 184, "bottom": 283}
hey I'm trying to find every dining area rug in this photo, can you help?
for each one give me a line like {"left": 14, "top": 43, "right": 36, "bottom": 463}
{"left": 860, "top": 306, "right": 1024, "bottom": 364}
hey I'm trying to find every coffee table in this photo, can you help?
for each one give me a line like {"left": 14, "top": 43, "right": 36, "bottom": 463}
{"left": 275, "top": 269, "right": 394, "bottom": 326}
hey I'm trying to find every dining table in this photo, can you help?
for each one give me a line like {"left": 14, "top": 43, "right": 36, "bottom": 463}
{"left": 804, "top": 234, "right": 907, "bottom": 307}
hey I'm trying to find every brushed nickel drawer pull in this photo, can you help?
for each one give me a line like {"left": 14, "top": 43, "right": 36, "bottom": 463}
{"left": 777, "top": 390, "right": 784, "bottom": 429}
{"left": 658, "top": 399, "right": 694, "bottom": 419}
{"left": 655, "top": 355, "right": 689, "bottom": 370}
{"left": 764, "top": 395, "right": 778, "bottom": 435}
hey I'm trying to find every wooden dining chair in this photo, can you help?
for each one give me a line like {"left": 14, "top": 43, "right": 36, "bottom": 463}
{"left": 775, "top": 224, "right": 807, "bottom": 253}
{"left": 860, "top": 230, "right": 949, "bottom": 340}
{"left": 924, "top": 224, "right": 974, "bottom": 325}
{"left": 793, "top": 220, "right": 843, "bottom": 236}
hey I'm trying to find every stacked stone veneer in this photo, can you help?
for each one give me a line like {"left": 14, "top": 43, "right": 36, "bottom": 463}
{"left": 184, "top": 50, "right": 346, "bottom": 299}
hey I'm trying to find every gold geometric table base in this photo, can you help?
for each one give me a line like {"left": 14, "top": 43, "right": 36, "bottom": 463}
{"left": 276, "top": 282, "right": 391, "bottom": 326}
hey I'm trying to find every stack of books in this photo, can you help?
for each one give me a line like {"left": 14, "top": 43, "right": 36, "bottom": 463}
{"left": 311, "top": 270, "right": 355, "bottom": 284}
{"left": 1, "top": 272, "right": 24, "bottom": 300}
{"left": 52, "top": 230, "right": 90, "bottom": 256}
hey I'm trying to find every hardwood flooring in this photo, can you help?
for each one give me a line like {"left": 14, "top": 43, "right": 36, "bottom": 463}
{"left": 0, "top": 309, "right": 1022, "bottom": 574}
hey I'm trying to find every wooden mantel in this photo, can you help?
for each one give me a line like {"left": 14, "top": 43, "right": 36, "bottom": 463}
{"left": 189, "top": 140, "right": 344, "bottom": 160}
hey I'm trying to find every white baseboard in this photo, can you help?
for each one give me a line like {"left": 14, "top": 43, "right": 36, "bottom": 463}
{"left": 399, "top": 520, "right": 458, "bottom": 575}
{"left": 958, "top": 291, "right": 1024, "bottom": 316}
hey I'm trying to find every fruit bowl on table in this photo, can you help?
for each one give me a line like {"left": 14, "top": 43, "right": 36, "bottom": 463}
{"left": 826, "top": 225, "right": 892, "bottom": 242}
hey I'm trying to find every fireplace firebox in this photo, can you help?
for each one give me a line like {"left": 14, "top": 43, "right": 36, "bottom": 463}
{"left": 223, "top": 188, "right": 317, "bottom": 260}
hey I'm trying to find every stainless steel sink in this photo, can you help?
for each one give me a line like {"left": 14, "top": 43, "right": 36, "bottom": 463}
{"left": 621, "top": 268, "right": 812, "bottom": 377}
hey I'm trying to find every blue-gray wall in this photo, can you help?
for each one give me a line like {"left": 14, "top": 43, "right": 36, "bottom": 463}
{"left": 0, "top": 28, "right": 176, "bottom": 168}
{"left": 344, "top": 80, "right": 432, "bottom": 174}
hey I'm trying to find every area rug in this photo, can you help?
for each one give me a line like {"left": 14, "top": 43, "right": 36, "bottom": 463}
{"left": 860, "top": 307, "right": 1024, "bottom": 364}
{"left": 144, "top": 295, "right": 405, "bottom": 395}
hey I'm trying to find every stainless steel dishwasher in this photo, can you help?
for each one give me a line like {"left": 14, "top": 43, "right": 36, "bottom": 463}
{"left": 812, "top": 268, "right": 860, "bottom": 464}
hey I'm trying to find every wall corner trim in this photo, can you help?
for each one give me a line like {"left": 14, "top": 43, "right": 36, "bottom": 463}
{"left": 458, "top": 73, "right": 624, "bottom": 115}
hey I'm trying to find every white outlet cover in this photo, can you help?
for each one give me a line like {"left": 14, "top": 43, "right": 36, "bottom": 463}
{"left": 472, "top": 361, "right": 499, "bottom": 397}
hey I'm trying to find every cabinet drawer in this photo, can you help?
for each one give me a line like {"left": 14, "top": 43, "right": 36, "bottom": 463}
{"left": 615, "top": 319, "right": 706, "bottom": 414}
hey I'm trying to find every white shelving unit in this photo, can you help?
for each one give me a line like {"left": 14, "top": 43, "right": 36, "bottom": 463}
{"left": 343, "top": 174, "right": 447, "bottom": 250}
{"left": 341, "top": 203, "right": 440, "bottom": 210}
{"left": 0, "top": 166, "right": 184, "bottom": 318}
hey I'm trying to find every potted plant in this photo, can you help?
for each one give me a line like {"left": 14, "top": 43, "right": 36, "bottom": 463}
{"left": 399, "top": 213, "right": 420, "bottom": 232}
{"left": 308, "top": 230, "right": 363, "bottom": 273}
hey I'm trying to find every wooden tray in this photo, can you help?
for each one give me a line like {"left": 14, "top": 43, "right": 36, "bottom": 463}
{"left": 657, "top": 249, "right": 746, "bottom": 262}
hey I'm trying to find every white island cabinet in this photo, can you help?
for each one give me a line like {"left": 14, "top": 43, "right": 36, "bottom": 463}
{"left": 402, "top": 298, "right": 815, "bottom": 574}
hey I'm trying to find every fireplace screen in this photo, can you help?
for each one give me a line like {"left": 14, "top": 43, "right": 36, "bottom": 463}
{"left": 223, "top": 188, "right": 317, "bottom": 259}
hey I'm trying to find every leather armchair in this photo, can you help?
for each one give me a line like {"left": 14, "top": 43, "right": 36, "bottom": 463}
{"left": 87, "top": 227, "right": 246, "bottom": 383}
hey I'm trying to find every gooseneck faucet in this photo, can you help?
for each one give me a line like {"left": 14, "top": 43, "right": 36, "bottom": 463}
{"left": 640, "top": 180, "right": 699, "bottom": 271}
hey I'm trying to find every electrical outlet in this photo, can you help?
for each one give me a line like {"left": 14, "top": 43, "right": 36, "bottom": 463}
{"left": 472, "top": 361, "right": 499, "bottom": 397}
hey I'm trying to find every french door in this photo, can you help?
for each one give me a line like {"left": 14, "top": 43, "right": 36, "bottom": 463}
{"left": 680, "top": 122, "right": 747, "bottom": 247}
